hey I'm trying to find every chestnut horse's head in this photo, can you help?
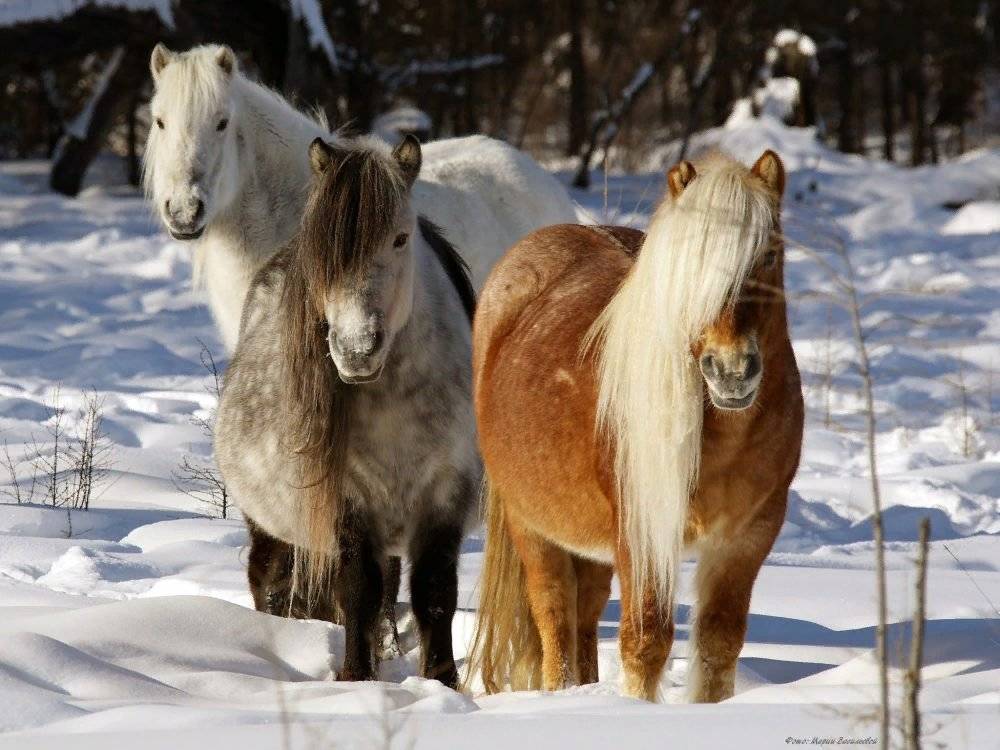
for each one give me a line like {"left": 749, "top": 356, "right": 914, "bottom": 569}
{"left": 588, "top": 149, "right": 787, "bottom": 611}
{"left": 667, "top": 151, "right": 786, "bottom": 411}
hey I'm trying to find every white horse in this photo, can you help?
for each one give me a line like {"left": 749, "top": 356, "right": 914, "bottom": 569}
{"left": 143, "top": 43, "right": 577, "bottom": 352}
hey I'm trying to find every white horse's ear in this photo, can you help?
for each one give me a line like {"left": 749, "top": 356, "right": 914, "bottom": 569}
{"left": 150, "top": 43, "right": 173, "bottom": 81}
{"left": 751, "top": 150, "right": 785, "bottom": 198}
{"left": 667, "top": 160, "right": 696, "bottom": 199}
{"left": 216, "top": 46, "right": 236, "bottom": 76}
{"left": 392, "top": 134, "right": 421, "bottom": 187}
{"left": 309, "top": 138, "right": 335, "bottom": 174}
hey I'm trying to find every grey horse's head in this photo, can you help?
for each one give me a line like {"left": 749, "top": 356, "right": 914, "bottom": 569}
{"left": 298, "top": 136, "right": 422, "bottom": 384}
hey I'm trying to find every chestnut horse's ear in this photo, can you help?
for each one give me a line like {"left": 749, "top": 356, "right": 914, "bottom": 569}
{"left": 216, "top": 45, "right": 236, "bottom": 76}
{"left": 751, "top": 150, "right": 785, "bottom": 198}
{"left": 150, "top": 43, "right": 173, "bottom": 81}
{"left": 667, "top": 160, "right": 696, "bottom": 199}
{"left": 392, "top": 134, "right": 422, "bottom": 188}
{"left": 309, "top": 138, "right": 336, "bottom": 174}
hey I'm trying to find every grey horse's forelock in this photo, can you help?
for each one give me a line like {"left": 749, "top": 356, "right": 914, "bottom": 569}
{"left": 299, "top": 148, "right": 405, "bottom": 302}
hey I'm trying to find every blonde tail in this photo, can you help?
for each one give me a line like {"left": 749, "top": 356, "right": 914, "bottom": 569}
{"left": 463, "top": 478, "right": 541, "bottom": 693}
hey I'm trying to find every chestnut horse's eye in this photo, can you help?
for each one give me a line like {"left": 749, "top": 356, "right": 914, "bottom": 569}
{"left": 216, "top": 118, "right": 229, "bottom": 132}
{"left": 392, "top": 233, "right": 409, "bottom": 248}
{"left": 762, "top": 250, "right": 777, "bottom": 268}
{"left": 155, "top": 117, "right": 165, "bottom": 130}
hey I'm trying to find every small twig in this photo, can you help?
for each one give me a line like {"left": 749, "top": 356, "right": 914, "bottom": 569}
{"left": 904, "top": 518, "right": 930, "bottom": 750}
{"left": 941, "top": 544, "right": 1000, "bottom": 619}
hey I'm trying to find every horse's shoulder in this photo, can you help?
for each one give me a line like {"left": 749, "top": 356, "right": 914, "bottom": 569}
{"left": 238, "top": 245, "right": 292, "bottom": 335}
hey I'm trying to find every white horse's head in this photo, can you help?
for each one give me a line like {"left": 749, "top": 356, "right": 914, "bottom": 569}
{"left": 144, "top": 44, "right": 241, "bottom": 240}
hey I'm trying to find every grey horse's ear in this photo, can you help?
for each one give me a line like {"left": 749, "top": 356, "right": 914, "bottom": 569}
{"left": 309, "top": 138, "right": 336, "bottom": 175}
{"left": 392, "top": 134, "right": 421, "bottom": 187}
{"left": 150, "top": 43, "right": 173, "bottom": 81}
{"left": 216, "top": 45, "right": 236, "bottom": 76}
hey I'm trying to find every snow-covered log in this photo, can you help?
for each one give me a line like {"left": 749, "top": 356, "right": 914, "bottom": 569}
{"left": 49, "top": 45, "right": 149, "bottom": 196}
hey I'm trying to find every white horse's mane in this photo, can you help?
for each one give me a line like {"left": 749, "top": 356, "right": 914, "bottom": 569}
{"left": 585, "top": 152, "right": 775, "bottom": 613}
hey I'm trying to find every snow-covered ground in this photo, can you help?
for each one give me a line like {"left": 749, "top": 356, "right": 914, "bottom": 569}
{"left": 0, "top": 119, "right": 997, "bottom": 748}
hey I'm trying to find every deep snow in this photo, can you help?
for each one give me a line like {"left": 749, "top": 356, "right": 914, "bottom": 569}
{"left": 0, "top": 118, "right": 997, "bottom": 748}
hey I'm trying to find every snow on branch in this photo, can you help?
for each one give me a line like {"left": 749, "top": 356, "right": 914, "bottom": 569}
{"left": 0, "top": 0, "right": 174, "bottom": 29}
{"left": 620, "top": 62, "right": 654, "bottom": 106}
{"left": 289, "top": 0, "right": 337, "bottom": 71}
{"left": 64, "top": 46, "right": 124, "bottom": 140}
{"left": 380, "top": 53, "right": 505, "bottom": 90}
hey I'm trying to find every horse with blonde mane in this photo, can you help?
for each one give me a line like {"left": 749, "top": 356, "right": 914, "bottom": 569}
{"left": 467, "top": 150, "right": 803, "bottom": 702}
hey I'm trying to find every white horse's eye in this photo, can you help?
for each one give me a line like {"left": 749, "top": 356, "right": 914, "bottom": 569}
{"left": 392, "top": 233, "right": 408, "bottom": 249}
{"left": 155, "top": 117, "right": 164, "bottom": 130}
{"left": 217, "top": 118, "right": 229, "bottom": 132}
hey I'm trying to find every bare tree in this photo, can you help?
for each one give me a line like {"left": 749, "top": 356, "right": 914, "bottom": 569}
{"left": 571, "top": 5, "right": 699, "bottom": 188}
{"left": 32, "top": 388, "right": 70, "bottom": 507}
{"left": 66, "top": 390, "right": 114, "bottom": 510}
{"left": 0, "top": 438, "right": 38, "bottom": 504}
{"left": 789, "top": 223, "right": 890, "bottom": 747}
{"left": 1, "top": 388, "right": 113, "bottom": 511}
{"left": 173, "top": 342, "right": 230, "bottom": 518}
{"left": 904, "top": 517, "right": 931, "bottom": 750}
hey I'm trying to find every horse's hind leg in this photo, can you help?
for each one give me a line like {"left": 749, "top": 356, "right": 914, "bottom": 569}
{"left": 573, "top": 556, "right": 613, "bottom": 684}
{"left": 509, "top": 519, "right": 577, "bottom": 691}
{"left": 334, "top": 514, "right": 384, "bottom": 681}
{"left": 246, "top": 519, "right": 294, "bottom": 615}
{"left": 688, "top": 509, "right": 782, "bottom": 703}
{"left": 616, "top": 546, "right": 673, "bottom": 701}
{"left": 409, "top": 522, "right": 462, "bottom": 688}
{"left": 246, "top": 519, "right": 338, "bottom": 621}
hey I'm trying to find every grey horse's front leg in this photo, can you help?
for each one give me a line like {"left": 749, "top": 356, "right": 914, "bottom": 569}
{"left": 409, "top": 518, "right": 462, "bottom": 688}
{"left": 334, "top": 511, "right": 385, "bottom": 681}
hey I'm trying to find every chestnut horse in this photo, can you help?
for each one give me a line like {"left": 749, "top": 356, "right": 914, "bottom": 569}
{"left": 467, "top": 150, "right": 803, "bottom": 702}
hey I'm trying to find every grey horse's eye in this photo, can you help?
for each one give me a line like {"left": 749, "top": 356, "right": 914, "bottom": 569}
{"left": 216, "top": 118, "right": 228, "bottom": 132}
{"left": 392, "top": 233, "right": 409, "bottom": 249}
{"left": 155, "top": 117, "right": 164, "bottom": 130}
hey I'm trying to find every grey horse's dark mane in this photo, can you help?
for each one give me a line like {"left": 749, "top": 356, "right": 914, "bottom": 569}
{"left": 418, "top": 217, "right": 476, "bottom": 322}
{"left": 276, "top": 147, "right": 405, "bottom": 592}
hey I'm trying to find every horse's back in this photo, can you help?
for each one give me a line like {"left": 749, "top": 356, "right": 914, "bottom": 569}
{"left": 473, "top": 224, "right": 641, "bottom": 548}
{"left": 414, "top": 136, "right": 578, "bottom": 289}
{"left": 475, "top": 223, "right": 640, "bottom": 368}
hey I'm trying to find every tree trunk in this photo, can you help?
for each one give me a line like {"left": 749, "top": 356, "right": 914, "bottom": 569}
{"left": 907, "top": 0, "right": 930, "bottom": 166}
{"left": 126, "top": 93, "right": 141, "bottom": 187}
{"left": 50, "top": 46, "right": 148, "bottom": 196}
{"left": 566, "top": 0, "right": 589, "bottom": 156}
{"left": 837, "top": 11, "right": 859, "bottom": 154}
{"left": 338, "top": 0, "right": 376, "bottom": 132}
{"left": 903, "top": 518, "right": 930, "bottom": 750}
{"left": 878, "top": 0, "right": 896, "bottom": 161}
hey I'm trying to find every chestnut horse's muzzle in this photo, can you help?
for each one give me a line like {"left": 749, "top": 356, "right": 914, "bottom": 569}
{"left": 700, "top": 345, "right": 763, "bottom": 411}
